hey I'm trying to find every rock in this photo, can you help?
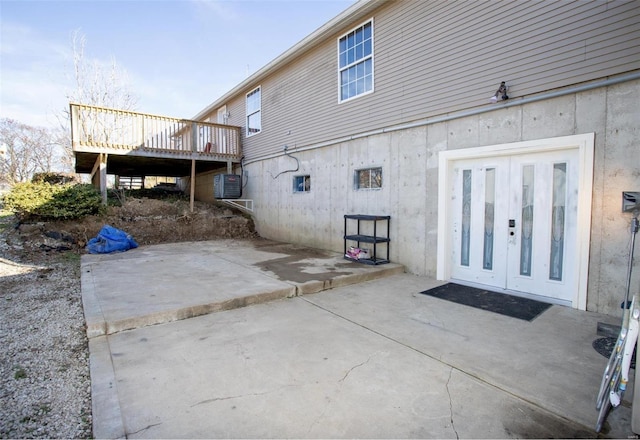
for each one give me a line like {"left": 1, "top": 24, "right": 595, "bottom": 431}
{"left": 18, "top": 222, "right": 45, "bottom": 234}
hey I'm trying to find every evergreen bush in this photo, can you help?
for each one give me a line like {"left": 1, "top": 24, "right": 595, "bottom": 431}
{"left": 1, "top": 181, "right": 103, "bottom": 220}
{"left": 32, "top": 172, "right": 80, "bottom": 185}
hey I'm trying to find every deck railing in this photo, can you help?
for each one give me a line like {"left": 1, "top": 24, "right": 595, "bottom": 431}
{"left": 70, "top": 103, "right": 241, "bottom": 158}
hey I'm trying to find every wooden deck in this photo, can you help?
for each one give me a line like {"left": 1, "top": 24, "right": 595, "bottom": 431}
{"left": 70, "top": 103, "right": 242, "bottom": 176}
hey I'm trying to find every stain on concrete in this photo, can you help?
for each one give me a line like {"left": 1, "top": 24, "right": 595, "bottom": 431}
{"left": 502, "top": 401, "right": 599, "bottom": 439}
{"left": 256, "top": 255, "right": 353, "bottom": 283}
{"left": 251, "top": 241, "right": 354, "bottom": 283}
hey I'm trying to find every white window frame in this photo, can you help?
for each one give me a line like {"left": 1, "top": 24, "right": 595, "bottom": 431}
{"left": 293, "top": 175, "right": 311, "bottom": 193}
{"left": 246, "top": 86, "right": 261, "bottom": 137}
{"left": 337, "top": 18, "right": 374, "bottom": 103}
{"left": 354, "top": 167, "right": 382, "bottom": 190}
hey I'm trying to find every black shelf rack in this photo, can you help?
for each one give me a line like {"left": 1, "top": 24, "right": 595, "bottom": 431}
{"left": 343, "top": 214, "right": 390, "bottom": 265}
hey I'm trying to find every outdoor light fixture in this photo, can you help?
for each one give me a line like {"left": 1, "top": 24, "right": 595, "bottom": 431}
{"left": 490, "top": 81, "right": 509, "bottom": 103}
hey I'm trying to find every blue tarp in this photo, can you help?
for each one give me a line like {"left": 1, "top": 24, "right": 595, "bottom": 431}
{"left": 87, "top": 225, "right": 138, "bottom": 254}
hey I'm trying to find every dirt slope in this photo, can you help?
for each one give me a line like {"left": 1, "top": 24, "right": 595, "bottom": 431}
{"left": 7, "top": 198, "right": 257, "bottom": 254}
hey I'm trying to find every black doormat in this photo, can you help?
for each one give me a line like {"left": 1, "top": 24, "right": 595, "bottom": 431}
{"left": 419, "top": 283, "right": 553, "bottom": 321}
{"left": 592, "top": 337, "right": 636, "bottom": 370}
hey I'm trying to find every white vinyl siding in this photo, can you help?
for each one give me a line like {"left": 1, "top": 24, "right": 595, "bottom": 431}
{"left": 228, "top": 0, "right": 640, "bottom": 160}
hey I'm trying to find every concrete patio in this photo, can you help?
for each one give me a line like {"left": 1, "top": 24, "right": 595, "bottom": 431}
{"left": 81, "top": 239, "right": 635, "bottom": 438}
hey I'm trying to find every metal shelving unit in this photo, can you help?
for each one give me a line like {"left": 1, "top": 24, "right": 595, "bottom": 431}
{"left": 343, "top": 214, "right": 390, "bottom": 265}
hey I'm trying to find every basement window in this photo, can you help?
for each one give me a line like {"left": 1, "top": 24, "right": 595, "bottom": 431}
{"left": 293, "top": 175, "right": 311, "bottom": 193}
{"left": 355, "top": 167, "right": 382, "bottom": 189}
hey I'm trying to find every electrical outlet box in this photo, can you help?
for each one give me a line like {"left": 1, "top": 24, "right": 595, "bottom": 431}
{"left": 622, "top": 191, "right": 640, "bottom": 212}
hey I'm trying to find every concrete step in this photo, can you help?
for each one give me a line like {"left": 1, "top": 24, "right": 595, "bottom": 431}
{"left": 81, "top": 239, "right": 404, "bottom": 337}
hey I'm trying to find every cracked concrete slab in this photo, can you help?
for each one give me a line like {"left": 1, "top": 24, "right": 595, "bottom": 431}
{"left": 85, "top": 241, "right": 635, "bottom": 438}
{"left": 94, "top": 298, "right": 471, "bottom": 438}
{"left": 92, "top": 289, "right": 621, "bottom": 438}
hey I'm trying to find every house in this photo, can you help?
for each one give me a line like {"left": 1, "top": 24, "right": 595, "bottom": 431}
{"left": 72, "top": 0, "right": 640, "bottom": 316}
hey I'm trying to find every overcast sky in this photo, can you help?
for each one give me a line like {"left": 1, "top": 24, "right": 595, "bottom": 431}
{"left": 0, "top": 0, "right": 355, "bottom": 129}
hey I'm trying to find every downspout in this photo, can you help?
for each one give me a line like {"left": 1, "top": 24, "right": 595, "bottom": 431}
{"left": 244, "top": 71, "right": 640, "bottom": 166}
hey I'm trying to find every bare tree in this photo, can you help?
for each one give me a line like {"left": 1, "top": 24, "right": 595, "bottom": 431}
{"left": 0, "top": 119, "right": 63, "bottom": 185}
{"left": 57, "top": 30, "right": 139, "bottom": 169}
{"left": 67, "top": 30, "right": 138, "bottom": 110}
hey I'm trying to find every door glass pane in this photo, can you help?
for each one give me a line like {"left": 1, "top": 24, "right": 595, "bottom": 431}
{"left": 461, "top": 169, "right": 471, "bottom": 266}
{"left": 549, "top": 163, "right": 567, "bottom": 281}
{"left": 483, "top": 168, "right": 495, "bottom": 270}
{"left": 520, "top": 165, "right": 534, "bottom": 276}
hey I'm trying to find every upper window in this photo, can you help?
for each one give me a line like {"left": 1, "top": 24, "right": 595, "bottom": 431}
{"left": 338, "top": 20, "right": 373, "bottom": 102}
{"left": 246, "top": 87, "right": 261, "bottom": 136}
{"left": 355, "top": 167, "right": 382, "bottom": 190}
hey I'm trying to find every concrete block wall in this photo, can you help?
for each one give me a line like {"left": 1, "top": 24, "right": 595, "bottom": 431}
{"left": 222, "top": 78, "right": 639, "bottom": 316}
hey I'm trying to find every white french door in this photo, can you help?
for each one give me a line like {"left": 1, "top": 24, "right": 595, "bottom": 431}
{"left": 449, "top": 149, "right": 579, "bottom": 304}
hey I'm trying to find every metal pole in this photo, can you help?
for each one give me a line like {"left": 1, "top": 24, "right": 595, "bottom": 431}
{"left": 624, "top": 215, "right": 640, "bottom": 312}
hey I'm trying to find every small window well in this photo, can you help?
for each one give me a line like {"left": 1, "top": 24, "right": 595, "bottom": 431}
{"left": 355, "top": 167, "right": 382, "bottom": 189}
{"left": 294, "top": 175, "right": 311, "bottom": 193}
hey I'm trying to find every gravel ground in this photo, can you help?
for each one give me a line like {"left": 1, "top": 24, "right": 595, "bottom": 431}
{"left": 0, "top": 225, "right": 92, "bottom": 439}
{"left": 0, "top": 198, "right": 257, "bottom": 438}
{"left": 0, "top": 198, "right": 256, "bottom": 438}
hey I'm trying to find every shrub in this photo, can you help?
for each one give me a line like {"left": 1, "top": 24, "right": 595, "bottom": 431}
{"left": 1, "top": 182, "right": 104, "bottom": 220}
{"left": 31, "top": 172, "right": 80, "bottom": 185}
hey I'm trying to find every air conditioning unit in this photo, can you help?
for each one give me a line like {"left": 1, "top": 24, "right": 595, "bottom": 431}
{"left": 214, "top": 174, "right": 242, "bottom": 199}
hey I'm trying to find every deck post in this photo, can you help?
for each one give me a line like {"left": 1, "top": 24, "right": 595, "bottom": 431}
{"left": 90, "top": 153, "right": 108, "bottom": 205}
{"left": 191, "top": 122, "right": 198, "bottom": 152}
{"left": 100, "top": 154, "right": 108, "bottom": 205}
{"left": 69, "top": 103, "right": 78, "bottom": 150}
{"left": 190, "top": 159, "right": 196, "bottom": 213}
